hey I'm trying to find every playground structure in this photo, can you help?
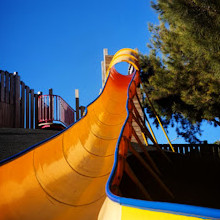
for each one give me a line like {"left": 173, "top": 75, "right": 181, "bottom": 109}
{"left": 0, "top": 48, "right": 219, "bottom": 220}
{"left": 0, "top": 71, "right": 39, "bottom": 129}
{"left": 38, "top": 94, "right": 75, "bottom": 130}
{"left": 38, "top": 90, "right": 85, "bottom": 130}
{"left": 0, "top": 71, "right": 84, "bottom": 129}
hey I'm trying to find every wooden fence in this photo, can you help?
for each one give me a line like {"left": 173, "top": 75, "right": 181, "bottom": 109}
{"left": 158, "top": 144, "right": 220, "bottom": 159}
{"left": 0, "top": 70, "right": 39, "bottom": 128}
{"left": 0, "top": 71, "right": 84, "bottom": 129}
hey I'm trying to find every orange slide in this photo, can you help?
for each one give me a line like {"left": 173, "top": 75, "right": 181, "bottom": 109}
{"left": 0, "top": 49, "right": 139, "bottom": 219}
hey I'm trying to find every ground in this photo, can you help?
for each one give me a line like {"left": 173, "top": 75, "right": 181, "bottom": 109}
{"left": 0, "top": 128, "right": 59, "bottom": 161}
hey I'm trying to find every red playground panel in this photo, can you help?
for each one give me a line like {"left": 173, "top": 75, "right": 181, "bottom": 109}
{"left": 38, "top": 95, "right": 75, "bottom": 130}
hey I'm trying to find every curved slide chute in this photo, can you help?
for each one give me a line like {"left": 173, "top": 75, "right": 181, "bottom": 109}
{"left": 0, "top": 49, "right": 219, "bottom": 220}
{"left": 0, "top": 49, "right": 138, "bottom": 219}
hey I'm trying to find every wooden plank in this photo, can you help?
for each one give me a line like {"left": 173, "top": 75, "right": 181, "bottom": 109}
{"left": 0, "top": 103, "right": 3, "bottom": 127}
{"left": 80, "top": 106, "right": 85, "bottom": 117}
{"left": 0, "top": 102, "right": 14, "bottom": 127}
{"left": 14, "top": 74, "right": 20, "bottom": 128}
{"left": 30, "top": 89, "right": 34, "bottom": 128}
{"left": 174, "top": 146, "right": 178, "bottom": 153}
{"left": 35, "top": 94, "right": 39, "bottom": 129}
{"left": 195, "top": 146, "right": 199, "bottom": 153}
{"left": 185, "top": 146, "right": 189, "bottom": 155}
{"left": 26, "top": 86, "right": 30, "bottom": 128}
{"left": 0, "top": 103, "right": 2, "bottom": 127}
{"left": 124, "top": 160, "right": 152, "bottom": 201}
{"left": 5, "top": 72, "right": 9, "bottom": 103}
{"left": 20, "top": 81, "right": 25, "bottom": 128}
{"left": 9, "top": 74, "right": 14, "bottom": 104}
{"left": 0, "top": 71, "right": 5, "bottom": 102}
{"left": 3, "top": 103, "right": 7, "bottom": 126}
{"left": 179, "top": 146, "right": 183, "bottom": 154}
{"left": 132, "top": 127, "right": 161, "bottom": 174}
{"left": 104, "top": 55, "right": 113, "bottom": 72}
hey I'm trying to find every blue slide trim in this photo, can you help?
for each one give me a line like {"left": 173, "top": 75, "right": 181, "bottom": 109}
{"left": 105, "top": 71, "right": 220, "bottom": 219}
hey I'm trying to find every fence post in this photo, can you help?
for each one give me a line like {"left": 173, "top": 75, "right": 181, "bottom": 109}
{"left": 26, "top": 86, "right": 30, "bottom": 128}
{"left": 5, "top": 72, "right": 9, "bottom": 103}
{"left": 75, "top": 89, "right": 79, "bottom": 120}
{"left": 9, "top": 74, "right": 14, "bottom": 104}
{"left": 14, "top": 72, "right": 20, "bottom": 128}
{"left": 0, "top": 71, "right": 5, "bottom": 102}
{"left": 20, "top": 81, "right": 25, "bottom": 128}
{"left": 80, "top": 106, "right": 85, "bottom": 117}
{"left": 30, "top": 89, "right": 34, "bottom": 128}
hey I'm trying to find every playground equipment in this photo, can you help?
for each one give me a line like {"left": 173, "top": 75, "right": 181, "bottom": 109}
{"left": 0, "top": 49, "right": 219, "bottom": 220}
{"left": 38, "top": 94, "right": 75, "bottom": 130}
{"left": 38, "top": 89, "right": 85, "bottom": 130}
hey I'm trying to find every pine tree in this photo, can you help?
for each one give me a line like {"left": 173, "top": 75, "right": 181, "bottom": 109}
{"left": 141, "top": 0, "right": 220, "bottom": 143}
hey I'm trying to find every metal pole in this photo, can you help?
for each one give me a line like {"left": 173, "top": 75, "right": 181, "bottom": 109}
{"left": 49, "top": 88, "right": 53, "bottom": 121}
{"left": 75, "top": 89, "right": 79, "bottom": 120}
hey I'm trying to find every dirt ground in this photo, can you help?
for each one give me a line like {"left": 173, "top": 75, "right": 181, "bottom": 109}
{"left": 0, "top": 128, "right": 59, "bottom": 162}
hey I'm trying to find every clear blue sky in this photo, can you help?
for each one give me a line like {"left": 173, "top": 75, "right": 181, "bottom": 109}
{"left": 1, "top": 0, "right": 219, "bottom": 144}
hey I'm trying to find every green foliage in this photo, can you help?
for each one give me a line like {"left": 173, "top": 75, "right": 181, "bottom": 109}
{"left": 141, "top": 0, "right": 220, "bottom": 143}
{"left": 214, "top": 140, "right": 220, "bottom": 145}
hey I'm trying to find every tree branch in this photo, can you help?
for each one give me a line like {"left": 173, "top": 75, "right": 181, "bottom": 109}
{"left": 213, "top": 119, "right": 220, "bottom": 127}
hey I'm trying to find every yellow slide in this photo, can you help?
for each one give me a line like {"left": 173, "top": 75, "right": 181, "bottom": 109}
{"left": 1, "top": 48, "right": 219, "bottom": 220}
{"left": 0, "top": 49, "right": 139, "bottom": 220}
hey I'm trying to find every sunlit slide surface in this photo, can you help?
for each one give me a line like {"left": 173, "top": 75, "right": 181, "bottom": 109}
{"left": 0, "top": 49, "right": 219, "bottom": 220}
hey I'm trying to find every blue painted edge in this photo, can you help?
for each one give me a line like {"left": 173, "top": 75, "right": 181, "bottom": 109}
{"left": 105, "top": 72, "right": 220, "bottom": 220}
{"left": 0, "top": 70, "right": 111, "bottom": 166}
